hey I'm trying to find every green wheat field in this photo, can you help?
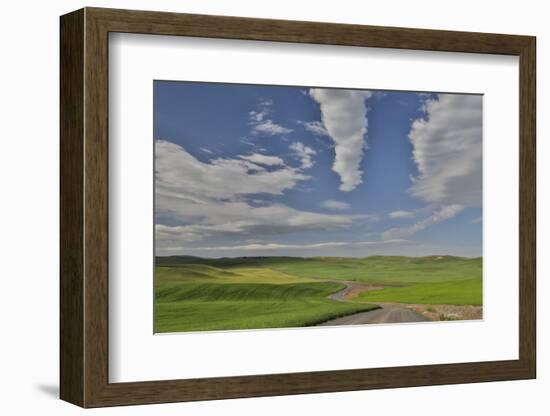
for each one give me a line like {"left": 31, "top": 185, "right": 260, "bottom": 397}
{"left": 154, "top": 255, "right": 482, "bottom": 333}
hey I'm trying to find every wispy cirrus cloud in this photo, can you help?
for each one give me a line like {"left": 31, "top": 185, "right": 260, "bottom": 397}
{"left": 239, "top": 153, "right": 285, "bottom": 166}
{"left": 321, "top": 199, "right": 350, "bottom": 211}
{"left": 182, "top": 239, "right": 411, "bottom": 252}
{"left": 309, "top": 88, "right": 371, "bottom": 191}
{"left": 298, "top": 120, "right": 329, "bottom": 137}
{"left": 389, "top": 210, "right": 416, "bottom": 219}
{"left": 248, "top": 99, "right": 293, "bottom": 136}
{"left": 382, "top": 205, "right": 464, "bottom": 240}
{"left": 289, "top": 142, "right": 316, "bottom": 169}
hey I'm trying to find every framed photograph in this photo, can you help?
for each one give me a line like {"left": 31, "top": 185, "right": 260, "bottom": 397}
{"left": 60, "top": 7, "right": 536, "bottom": 407}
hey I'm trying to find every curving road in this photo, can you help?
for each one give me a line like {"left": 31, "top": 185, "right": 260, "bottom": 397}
{"left": 323, "top": 282, "right": 429, "bottom": 325}
{"left": 319, "top": 303, "right": 429, "bottom": 326}
{"left": 328, "top": 281, "right": 356, "bottom": 301}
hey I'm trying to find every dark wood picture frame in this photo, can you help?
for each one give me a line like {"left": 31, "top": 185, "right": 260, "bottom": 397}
{"left": 60, "top": 7, "right": 536, "bottom": 408}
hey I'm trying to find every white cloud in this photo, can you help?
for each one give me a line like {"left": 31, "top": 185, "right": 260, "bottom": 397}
{"left": 200, "top": 147, "right": 214, "bottom": 154}
{"left": 389, "top": 210, "right": 415, "bottom": 219}
{"left": 299, "top": 120, "right": 329, "bottom": 137}
{"left": 321, "top": 199, "right": 350, "bottom": 211}
{"left": 289, "top": 142, "right": 316, "bottom": 169}
{"left": 248, "top": 99, "right": 293, "bottom": 136}
{"left": 471, "top": 216, "right": 483, "bottom": 224}
{"left": 166, "top": 239, "right": 411, "bottom": 252}
{"left": 155, "top": 223, "right": 247, "bottom": 243}
{"left": 155, "top": 202, "right": 357, "bottom": 253}
{"left": 252, "top": 120, "right": 293, "bottom": 136}
{"left": 248, "top": 99, "right": 272, "bottom": 121}
{"left": 156, "top": 201, "right": 354, "bottom": 236}
{"left": 309, "top": 88, "right": 371, "bottom": 191}
{"left": 155, "top": 140, "right": 368, "bottom": 254}
{"left": 156, "top": 140, "right": 307, "bottom": 201}
{"left": 382, "top": 205, "right": 464, "bottom": 240}
{"left": 409, "top": 94, "right": 482, "bottom": 207}
{"left": 239, "top": 153, "right": 285, "bottom": 166}
{"left": 164, "top": 238, "right": 483, "bottom": 258}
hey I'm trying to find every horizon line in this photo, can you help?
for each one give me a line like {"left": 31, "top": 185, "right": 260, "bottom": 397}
{"left": 155, "top": 254, "right": 483, "bottom": 260}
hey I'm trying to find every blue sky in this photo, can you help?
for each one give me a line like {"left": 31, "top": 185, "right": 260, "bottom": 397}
{"left": 154, "top": 81, "right": 482, "bottom": 258}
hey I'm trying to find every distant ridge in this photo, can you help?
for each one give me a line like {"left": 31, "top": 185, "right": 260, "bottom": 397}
{"left": 156, "top": 254, "right": 481, "bottom": 261}
{"left": 155, "top": 255, "right": 482, "bottom": 270}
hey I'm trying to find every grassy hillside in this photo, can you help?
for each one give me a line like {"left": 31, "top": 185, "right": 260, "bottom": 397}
{"left": 154, "top": 255, "right": 482, "bottom": 333}
{"left": 155, "top": 280, "right": 378, "bottom": 332}
{"left": 357, "top": 278, "right": 482, "bottom": 306}
{"left": 265, "top": 256, "right": 481, "bottom": 284}
{"left": 157, "top": 255, "right": 482, "bottom": 284}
